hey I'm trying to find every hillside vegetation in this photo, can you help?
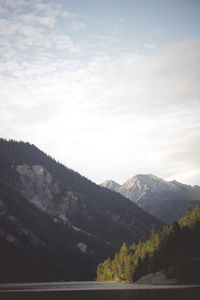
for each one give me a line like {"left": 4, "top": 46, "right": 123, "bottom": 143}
{"left": 97, "top": 205, "right": 200, "bottom": 283}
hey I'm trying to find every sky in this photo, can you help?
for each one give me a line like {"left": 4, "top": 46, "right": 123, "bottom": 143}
{"left": 0, "top": 0, "right": 200, "bottom": 186}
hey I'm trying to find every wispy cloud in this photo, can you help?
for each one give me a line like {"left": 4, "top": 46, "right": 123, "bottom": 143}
{"left": 68, "top": 21, "right": 86, "bottom": 31}
{"left": 0, "top": 0, "right": 200, "bottom": 185}
{"left": 17, "top": 14, "right": 56, "bottom": 28}
{"left": 0, "top": 0, "right": 28, "bottom": 9}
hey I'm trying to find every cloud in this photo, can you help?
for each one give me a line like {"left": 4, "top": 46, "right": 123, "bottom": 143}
{"left": 0, "top": 0, "right": 87, "bottom": 61}
{"left": 0, "top": 0, "right": 28, "bottom": 9}
{"left": 55, "top": 37, "right": 200, "bottom": 184}
{"left": 0, "top": 1, "right": 199, "bottom": 185}
{"left": 17, "top": 14, "right": 56, "bottom": 28}
{"left": 68, "top": 21, "right": 86, "bottom": 31}
{"left": 79, "top": 38, "right": 200, "bottom": 137}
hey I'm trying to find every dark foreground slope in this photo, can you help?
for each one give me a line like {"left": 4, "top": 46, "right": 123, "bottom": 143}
{"left": 0, "top": 139, "right": 163, "bottom": 281}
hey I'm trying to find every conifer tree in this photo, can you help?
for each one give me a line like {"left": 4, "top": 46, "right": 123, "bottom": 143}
{"left": 119, "top": 243, "right": 128, "bottom": 280}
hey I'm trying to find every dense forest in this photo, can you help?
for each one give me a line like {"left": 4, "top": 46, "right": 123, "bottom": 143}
{"left": 97, "top": 205, "right": 200, "bottom": 283}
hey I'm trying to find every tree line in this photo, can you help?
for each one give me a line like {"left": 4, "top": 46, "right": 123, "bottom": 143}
{"left": 97, "top": 205, "right": 200, "bottom": 283}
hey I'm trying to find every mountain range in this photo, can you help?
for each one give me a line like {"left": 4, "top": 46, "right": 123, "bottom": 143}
{"left": 0, "top": 139, "right": 163, "bottom": 282}
{"left": 101, "top": 174, "right": 200, "bottom": 224}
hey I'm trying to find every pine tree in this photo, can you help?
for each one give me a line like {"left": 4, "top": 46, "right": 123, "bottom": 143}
{"left": 125, "top": 254, "right": 134, "bottom": 282}
{"left": 186, "top": 205, "right": 192, "bottom": 216}
{"left": 97, "top": 263, "right": 103, "bottom": 281}
{"left": 119, "top": 243, "right": 128, "bottom": 280}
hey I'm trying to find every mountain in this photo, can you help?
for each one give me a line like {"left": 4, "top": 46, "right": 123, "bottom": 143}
{"left": 101, "top": 174, "right": 200, "bottom": 224}
{"left": 101, "top": 180, "right": 120, "bottom": 192}
{"left": 0, "top": 139, "right": 163, "bottom": 282}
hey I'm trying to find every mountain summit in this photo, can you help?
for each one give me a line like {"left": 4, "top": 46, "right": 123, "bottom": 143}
{"left": 101, "top": 174, "right": 200, "bottom": 224}
{"left": 100, "top": 180, "right": 120, "bottom": 192}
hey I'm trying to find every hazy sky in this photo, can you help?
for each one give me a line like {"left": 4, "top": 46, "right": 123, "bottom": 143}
{"left": 1, "top": 0, "right": 200, "bottom": 185}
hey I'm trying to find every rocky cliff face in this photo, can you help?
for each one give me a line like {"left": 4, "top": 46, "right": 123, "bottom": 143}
{"left": 16, "top": 164, "right": 81, "bottom": 222}
{"left": 0, "top": 139, "right": 164, "bottom": 281}
{"left": 101, "top": 174, "right": 200, "bottom": 224}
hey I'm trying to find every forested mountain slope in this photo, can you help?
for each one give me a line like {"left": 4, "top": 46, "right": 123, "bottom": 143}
{"left": 97, "top": 205, "right": 200, "bottom": 284}
{"left": 0, "top": 138, "right": 163, "bottom": 281}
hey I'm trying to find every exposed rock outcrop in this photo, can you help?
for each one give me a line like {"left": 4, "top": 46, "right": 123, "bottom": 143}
{"left": 136, "top": 270, "right": 180, "bottom": 285}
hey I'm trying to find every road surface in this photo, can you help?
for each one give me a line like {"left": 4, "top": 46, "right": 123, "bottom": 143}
{"left": 0, "top": 281, "right": 200, "bottom": 299}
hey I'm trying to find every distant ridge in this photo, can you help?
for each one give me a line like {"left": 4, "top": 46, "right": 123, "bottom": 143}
{"left": 101, "top": 174, "right": 200, "bottom": 224}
